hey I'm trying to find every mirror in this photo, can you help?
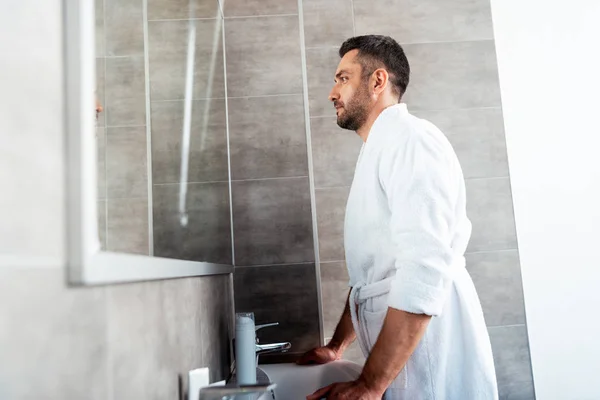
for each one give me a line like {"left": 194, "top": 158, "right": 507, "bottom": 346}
{"left": 66, "top": 0, "right": 233, "bottom": 284}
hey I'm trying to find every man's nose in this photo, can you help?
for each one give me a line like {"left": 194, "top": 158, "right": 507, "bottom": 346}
{"left": 328, "top": 86, "right": 338, "bottom": 103}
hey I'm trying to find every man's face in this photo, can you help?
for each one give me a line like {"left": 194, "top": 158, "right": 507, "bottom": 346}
{"left": 329, "top": 50, "right": 372, "bottom": 131}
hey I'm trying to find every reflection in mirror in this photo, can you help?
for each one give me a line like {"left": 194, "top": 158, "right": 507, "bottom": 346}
{"left": 94, "top": 0, "right": 231, "bottom": 265}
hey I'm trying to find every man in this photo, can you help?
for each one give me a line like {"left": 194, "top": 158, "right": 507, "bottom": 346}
{"left": 298, "top": 35, "right": 498, "bottom": 400}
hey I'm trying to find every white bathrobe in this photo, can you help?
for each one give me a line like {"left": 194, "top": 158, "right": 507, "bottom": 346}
{"left": 344, "top": 103, "right": 498, "bottom": 399}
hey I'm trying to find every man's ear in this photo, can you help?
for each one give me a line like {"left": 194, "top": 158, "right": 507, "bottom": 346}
{"left": 372, "top": 68, "right": 389, "bottom": 95}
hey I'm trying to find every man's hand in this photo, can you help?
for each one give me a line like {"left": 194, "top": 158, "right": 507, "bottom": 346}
{"left": 296, "top": 344, "right": 340, "bottom": 365}
{"left": 306, "top": 379, "right": 384, "bottom": 400}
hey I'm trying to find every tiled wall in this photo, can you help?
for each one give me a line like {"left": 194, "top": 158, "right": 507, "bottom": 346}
{"left": 97, "top": 0, "right": 232, "bottom": 264}
{"left": 96, "top": 0, "right": 149, "bottom": 255}
{"left": 146, "top": 1, "right": 232, "bottom": 265}
{"left": 224, "top": 0, "right": 322, "bottom": 361}
{"left": 0, "top": 1, "right": 234, "bottom": 398}
{"left": 228, "top": 0, "right": 535, "bottom": 398}
{"left": 308, "top": 1, "right": 534, "bottom": 399}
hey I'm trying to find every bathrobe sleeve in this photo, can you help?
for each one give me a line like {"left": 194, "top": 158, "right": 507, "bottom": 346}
{"left": 379, "top": 133, "right": 457, "bottom": 317}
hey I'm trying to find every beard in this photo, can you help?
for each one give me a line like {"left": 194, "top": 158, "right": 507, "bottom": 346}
{"left": 335, "top": 82, "right": 370, "bottom": 131}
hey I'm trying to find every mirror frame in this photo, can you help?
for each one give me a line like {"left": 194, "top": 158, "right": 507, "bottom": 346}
{"left": 64, "top": 0, "right": 233, "bottom": 285}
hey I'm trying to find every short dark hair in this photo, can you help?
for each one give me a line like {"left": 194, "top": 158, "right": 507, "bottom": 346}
{"left": 339, "top": 35, "right": 410, "bottom": 100}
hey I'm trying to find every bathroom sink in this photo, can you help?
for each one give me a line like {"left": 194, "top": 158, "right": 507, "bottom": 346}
{"left": 257, "top": 360, "right": 362, "bottom": 400}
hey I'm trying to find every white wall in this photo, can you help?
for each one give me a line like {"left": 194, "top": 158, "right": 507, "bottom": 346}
{"left": 490, "top": 1, "right": 600, "bottom": 398}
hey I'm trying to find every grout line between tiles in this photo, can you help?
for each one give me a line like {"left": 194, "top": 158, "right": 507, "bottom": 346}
{"left": 465, "top": 248, "right": 518, "bottom": 256}
{"left": 310, "top": 106, "right": 503, "bottom": 120}
{"left": 309, "top": 114, "right": 336, "bottom": 119}
{"left": 224, "top": 13, "right": 299, "bottom": 20}
{"left": 153, "top": 94, "right": 306, "bottom": 104}
{"left": 314, "top": 185, "right": 351, "bottom": 191}
{"left": 411, "top": 106, "right": 502, "bottom": 113}
{"left": 103, "top": 54, "right": 145, "bottom": 59}
{"left": 305, "top": 45, "right": 340, "bottom": 50}
{"left": 487, "top": 324, "right": 526, "bottom": 330}
{"left": 147, "top": 17, "right": 219, "bottom": 22}
{"left": 227, "top": 93, "right": 304, "bottom": 100}
{"left": 104, "top": 124, "right": 147, "bottom": 129}
{"left": 235, "top": 261, "right": 316, "bottom": 268}
{"left": 104, "top": 196, "right": 150, "bottom": 201}
{"left": 231, "top": 175, "right": 309, "bottom": 183}
{"left": 320, "top": 260, "right": 346, "bottom": 265}
{"left": 155, "top": 177, "right": 314, "bottom": 187}
{"left": 153, "top": 180, "right": 230, "bottom": 186}
{"left": 298, "top": 0, "right": 325, "bottom": 346}
{"left": 142, "top": 0, "right": 154, "bottom": 256}
{"left": 222, "top": 13, "right": 236, "bottom": 266}
{"left": 465, "top": 176, "right": 510, "bottom": 182}
{"left": 151, "top": 97, "right": 227, "bottom": 102}
{"left": 399, "top": 38, "right": 496, "bottom": 46}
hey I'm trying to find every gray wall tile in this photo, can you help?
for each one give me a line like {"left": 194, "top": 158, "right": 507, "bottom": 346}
{"left": 413, "top": 108, "right": 509, "bottom": 179}
{"left": 153, "top": 182, "right": 232, "bottom": 264}
{"left": 109, "top": 279, "right": 199, "bottom": 400}
{"left": 107, "top": 198, "right": 149, "bottom": 255}
{"left": 106, "top": 96, "right": 147, "bottom": 127}
{"left": 353, "top": 0, "right": 493, "bottom": 43}
{"left": 96, "top": 58, "right": 106, "bottom": 127}
{"left": 0, "top": 268, "right": 107, "bottom": 400}
{"left": 467, "top": 250, "right": 526, "bottom": 326}
{"left": 489, "top": 325, "right": 535, "bottom": 400}
{"left": 105, "top": 0, "right": 144, "bottom": 56}
{"left": 306, "top": 47, "right": 339, "bottom": 117}
{"left": 403, "top": 40, "right": 501, "bottom": 110}
{"left": 234, "top": 264, "right": 321, "bottom": 354}
{"left": 225, "top": 16, "right": 303, "bottom": 97}
{"left": 105, "top": 56, "right": 146, "bottom": 126}
{"left": 232, "top": 178, "right": 314, "bottom": 266}
{"left": 98, "top": 200, "right": 107, "bottom": 250}
{"left": 97, "top": 127, "right": 107, "bottom": 198}
{"left": 466, "top": 177, "right": 518, "bottom": 252}
{"left": 199, "top": 275, "right": 234, "bottom": 382}
{"left": 150, "top": 99, "right": 228, "bottom": 184}
{"left": 106, "top": 127, "right": 148, "bottom": 198}
{"left": 311, "top": 117, "right": 362, "bottom": 188}
{"left": 223, "top": 0, "right": 298, "bottom": 17}
{"left": 148, "top": 19, "right": 225, "bottom": 101}
{"left": 148, "top": 0, "right": 221, "bottom": 20}
{"left": 302, "top": 0, "right": 354, "bottom": 48}
{"left": 107, "top": 275, "right": 233, "bottom": 400}
{"left": 320, "top": 261, "right": 349, "bottom": 337}
{"left": 316, "top": 187, "right": 350, "bottom": 262}
{"left": 228, "top": 95, "right": 308, "bottom": 180}
{"left": 95, "top": 0, "right": 105, "bottom": 56}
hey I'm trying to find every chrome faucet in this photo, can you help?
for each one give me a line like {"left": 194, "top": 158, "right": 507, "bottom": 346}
{"left": 254, "top": 322, "right": 291, "bottom": 360}
{"left": 228, "top": 322, "right": 291, "bottom": 385}
{"left": 254, "top": 322, "right": 292, "bottom": 360}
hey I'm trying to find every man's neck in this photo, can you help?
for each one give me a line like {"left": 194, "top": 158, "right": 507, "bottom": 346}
{"left": 356, "top": 100, "right": 399, "bottom": 142}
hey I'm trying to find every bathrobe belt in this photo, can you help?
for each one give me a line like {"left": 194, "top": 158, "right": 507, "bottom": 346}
{"left": 349, "top": 277, "right": 394, "bottom": 357}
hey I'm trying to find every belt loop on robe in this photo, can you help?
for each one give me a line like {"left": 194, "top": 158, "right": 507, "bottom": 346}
{"left": 349, "top": 277, "right": 394, "bottom": 357}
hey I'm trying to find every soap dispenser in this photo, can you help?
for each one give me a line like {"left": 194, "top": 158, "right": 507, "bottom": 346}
{"left": 235, "top": 312, "right": 257, "bottom": 385}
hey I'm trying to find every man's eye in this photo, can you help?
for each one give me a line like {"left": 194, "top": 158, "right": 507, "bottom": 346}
{"left": 341, "top": 77, "right": 348, "bottom": 82}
